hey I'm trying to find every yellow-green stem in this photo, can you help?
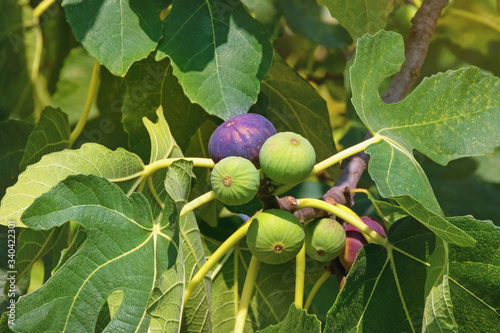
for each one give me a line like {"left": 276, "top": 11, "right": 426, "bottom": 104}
{"left": 274, "top": 135, "right": 382, "bottom": 195}
{"left": 180, "top": 191, "right": 216, "bottom": 217}
{"left": 304, "top": 271, "right": 330, "bottom": 311}
{"left": 33, "top": 0, "right": 58, "bottom": 18}
{"left": 109, "top": 157, "right": 215, "bottom": 183}
{"left": 70, "top": 60, "right": 101, "bottom": 146}
{"left": 234, "top": 255, "right": 261, "bottom": 333}
{"left": 183, "top": 215, "right": 257, "bottom": 307}
{"left": 295, "top": 243, "right": 306, "bottom": 308}
{"left": 296, "top": 198, "right": 389, "bottom": 247}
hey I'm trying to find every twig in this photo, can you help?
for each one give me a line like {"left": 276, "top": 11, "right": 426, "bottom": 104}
{"left": 277, "top": 0, "right": 450, "bottom": 222}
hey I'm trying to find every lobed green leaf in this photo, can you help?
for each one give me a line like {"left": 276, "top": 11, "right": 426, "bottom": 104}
{"left": 0, "top": 143, "right": 144, "bottom": 227}
{"left": 318, "top": 0, "right": 393, "bottom": 40}
{"left": 62, "top": 0, "right": 162, "bottom": 76}
{"left": 156, "top": 0, "right": 273, "bottom": 120}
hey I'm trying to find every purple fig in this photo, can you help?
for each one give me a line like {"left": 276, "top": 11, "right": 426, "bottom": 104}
{"left": 208, "top": 113, "right": 276, "bottom": 167}
{"left": 340, "top": 216, "right": 386, "bottom": 272}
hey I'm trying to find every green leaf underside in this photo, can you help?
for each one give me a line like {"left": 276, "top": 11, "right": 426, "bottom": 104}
{"left": 156, "top": 0, "right": 273, "bottom": 120}
{"left": 351, "top": 31, "right": 500, "bottom": 244}
{"left": 19, "top": 106, "right": 70, "bottom": 171}
{"left": 12, "top": 175, "right": 177, "bottom": 332}
{"left": 62, "top": 0, "right": 162, "bottom": 76}
{"left": 447, "top": 217, "right": 500, "bottom": 332}
{"left": 144, "top": 106, "right": 183, "bottom": 164}
{"left": 395, "top": 196, "right": 475, "bottom": 247}
{"left": 325, "top": 218, "right": 439, "bottom": 332}
{"left": 422, "top": 237, "right": 458, "bottom": 332}
{"left": 15, "top": 226, "right": 70, "bottom": 284}
{"left": 325, "top": 216, "right": 499, "bottom": 333}
{"left": 317, "top": 0, "right": 394, "bottom": 40}
{"left": 148, "top": 160, "right": 202, "bottom": 332}
{"left": 0, "top": 143, "right": 144, "bottom": 227}
{"left": 257, "top": 303, "right": 321, "bottom": 333}
{"left": 261, "top": 56, "right": 339, "bottom": 178}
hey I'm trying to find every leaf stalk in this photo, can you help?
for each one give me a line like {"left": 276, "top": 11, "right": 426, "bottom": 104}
{"left": 234, "top": 255, "right": 261, "bottom": 333}
{"left": 295, "top": 243, "right": 306, "bottom": 308}
{"left": 69, "top": 60, "right": 101, "bottom": 146}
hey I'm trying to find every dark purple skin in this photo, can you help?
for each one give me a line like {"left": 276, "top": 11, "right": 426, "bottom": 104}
{"left": 208, "top": 113, "right": 276, "bottom": 167}
{"left": 340, "top": 217, "right": 386, "bottom": 272}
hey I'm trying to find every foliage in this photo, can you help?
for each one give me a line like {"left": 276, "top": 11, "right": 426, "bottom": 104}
{"left": 1, "top": 0, "right": 499, "bottom": 332}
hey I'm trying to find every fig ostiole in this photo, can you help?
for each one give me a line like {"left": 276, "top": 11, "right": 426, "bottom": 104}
{"left": 259, "top": 132, "right": 316, "bottom": 185}
{"left": 208, "top": 113, "right": 276, "bottom": 167}
{"left": 210, "top": 156, "right": 260, "bottom": 206}
{"left": 246, "top": 209, "right": 305, "bottom": 265}
{"left": 304, "top": 218, "right": 345, "bottom": 262}
{"left": 339, "top": 216, "right": 387, "bottom": 271}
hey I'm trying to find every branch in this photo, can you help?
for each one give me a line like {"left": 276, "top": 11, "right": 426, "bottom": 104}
{"left": 277, "top": 0, "right": 450, "bottom": 222}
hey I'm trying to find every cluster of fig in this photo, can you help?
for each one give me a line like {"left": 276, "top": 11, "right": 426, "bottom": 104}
{"left": 244, "top": 213, "right": 386, "bottom": 267}
{"left": 208, "top": 113, "right": 386, "bottom": 269}
{"left": 209, "top": 113, "right": 316, "bottom": 206}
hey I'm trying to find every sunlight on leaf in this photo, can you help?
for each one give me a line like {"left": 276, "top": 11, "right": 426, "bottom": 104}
{"left": 12, "top": 175, "right": 177, "bottom": 332}
{"left": 62, "top": 0, "right": 162, "bottom": 76}
{"left": 0, "top": 143, "right": 144, "bottom": 227}
{"left": 350, "top": 30, "right": 500, "bottom": 246}
{"left": 156, "top": 0, "right": 273, "bottom": 120}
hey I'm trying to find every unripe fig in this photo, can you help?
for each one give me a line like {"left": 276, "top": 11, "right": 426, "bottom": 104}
{"left": 210, "top": 156, "right": 260, "bottom": 206}
{"left": 340, "top": 216, "right": 387, "bottom": 271}
{"left": 208, "top": 113, "right": 276, "bottom": 167}
{"left": 304, "top": 218, "right": 345, "bottom": 262}
{"left": 259, "top": 132, "right": 316, "bottom": 184}
{"left": 246, "top": 209, "right": 305, "bottom": 264}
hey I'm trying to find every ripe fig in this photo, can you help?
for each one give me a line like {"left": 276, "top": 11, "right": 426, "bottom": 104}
{"left": 339, "top": 216, "right": 386, "bottom": 271}
{"left": 246, "top": 209, "right": 305, "bottom": 264}
{"left": 208, "top": 113, "right": 276, "bottom": 167}
{"left": 259, "top": 132, "right": 316, "bottom": 184}
{"left": 304, "top": 218, "right": 345, "bottom": 262}
{"left": 210, "top": 156, "right": 260, "bottom": 206}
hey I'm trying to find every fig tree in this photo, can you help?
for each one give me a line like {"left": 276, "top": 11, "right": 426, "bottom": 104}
{"left": 340, "top": 216, "right": 387, "bottom": 271}
{"left": 210, "top": 156, "right": 260, "bottom": 206}
{"left": 259, "top": 132, "right": 316, "bottom": 184}
{"left": 208, "top": 113, "right": 276, "bottom": 167}
{"left": 304, "top": 218, "right": 345, "bottom": 262}
{"left": 246, "top": 209, "right": 304, "bottom": 264}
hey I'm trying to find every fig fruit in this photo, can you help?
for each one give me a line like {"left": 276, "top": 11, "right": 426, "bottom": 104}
{"left": 304, "top": 218, "right": 345, "bottom": 262}
{"left": 208, "top": 113, "right": 276, "bottom": 167}
{"left": 339, "top": 216, "right": 387, "bottom": 271}
{"left": 246, "top": 209, "right": 305, "bottom": 264}
{"left": 259, "top": 132, "right": 316, "bottom": 184}
{"left": 210, "top": 156, "right": 260, "bottom": 206}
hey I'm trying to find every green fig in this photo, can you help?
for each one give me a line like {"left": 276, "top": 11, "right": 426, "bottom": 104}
{"left": 246, "top": 209, "right": 305, "bottom": 264}
{"left": 210, "top": 156, "right": 260, "bottom": 206}
{"left": 304, "top": 218, "right": 345, "bottom": 262}
{"left": 259, "top": 132, "right": 316, "bottom": 184}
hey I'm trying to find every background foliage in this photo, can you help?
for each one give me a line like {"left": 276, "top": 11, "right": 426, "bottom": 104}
{"left": 1, "top": 0, "right": 499, "bottom": 332}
